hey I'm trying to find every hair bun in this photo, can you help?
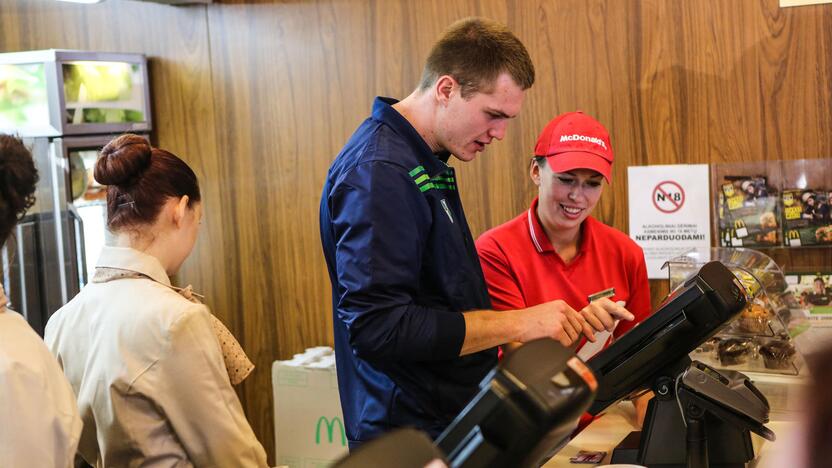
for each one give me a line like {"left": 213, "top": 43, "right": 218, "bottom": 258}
{"left": 94, "top": 134, "right": 152, "bottom": 186}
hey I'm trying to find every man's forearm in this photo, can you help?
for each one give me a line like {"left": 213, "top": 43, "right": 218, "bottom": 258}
{"left": 459, "top": 300, "right": 595, "bottom": 356}
{"left": 459, "top": 309, "right": 526, "bottom": 356}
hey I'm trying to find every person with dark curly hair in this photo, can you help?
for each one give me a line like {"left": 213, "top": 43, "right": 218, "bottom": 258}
{"left": 0, "top": 135, "right": 38, "bottom": 242}
{"left": 0, "top": 134, "right": 82, "bottom": 467}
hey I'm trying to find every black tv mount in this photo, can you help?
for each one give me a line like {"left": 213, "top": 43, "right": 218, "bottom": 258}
{"left": 610, "top": 356, "right": 775, "bottom": 468}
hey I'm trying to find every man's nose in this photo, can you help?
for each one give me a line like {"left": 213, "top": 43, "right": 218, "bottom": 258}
{"left": 488, "top": 120, "right": 508, "bottom": 141}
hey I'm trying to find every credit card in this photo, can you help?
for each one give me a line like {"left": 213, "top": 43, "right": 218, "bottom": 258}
{"left": 587, "top": 287, "right": 615, "bottom": 303}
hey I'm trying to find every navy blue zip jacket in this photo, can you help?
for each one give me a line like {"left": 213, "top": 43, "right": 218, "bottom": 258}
{"left": 319, "top": 97, "right": 497, "bottom": 448}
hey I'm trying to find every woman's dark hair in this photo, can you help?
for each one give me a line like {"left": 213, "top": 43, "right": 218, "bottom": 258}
{"left": 95, "top": 134, "right": 200, "bottom": 232}
{"left": 0, "top": 134, "right": 39, "bottom": 248}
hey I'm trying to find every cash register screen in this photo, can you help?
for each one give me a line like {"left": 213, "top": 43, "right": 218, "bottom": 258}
{"left": 586, "top": 261, "right": 747, "bottom": 415}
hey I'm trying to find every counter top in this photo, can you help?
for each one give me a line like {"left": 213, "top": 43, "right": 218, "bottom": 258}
{"left": 543, "top": 401, "right": 796, "bottom": 467}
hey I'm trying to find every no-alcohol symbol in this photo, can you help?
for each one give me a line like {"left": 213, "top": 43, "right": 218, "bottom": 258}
{"left": 652, "top": 180, "right": 685, "bottom": 213}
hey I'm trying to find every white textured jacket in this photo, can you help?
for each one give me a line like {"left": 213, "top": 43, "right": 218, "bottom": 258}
{"left": 45, "top": 246, "right": 267, "bottom": 468}
{"left": 0, "top": 285, "right": 82, "bottom": 468}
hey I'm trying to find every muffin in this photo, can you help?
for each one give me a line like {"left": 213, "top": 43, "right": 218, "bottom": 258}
{"left": 737, "top": 303, "right": 769, "bottom": 333}
{"left": 718, "top": 338, "right": 753, "bottom": 366}
{"left": 759, "top": 341, "right": 795, "bottom": 370}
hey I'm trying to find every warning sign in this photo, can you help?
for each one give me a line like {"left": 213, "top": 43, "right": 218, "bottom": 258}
{"left": 652, "top": 181, "right": 686, "bottom": 213}
{"left": 628, "top": 165, "right": 711, "bottom": 278}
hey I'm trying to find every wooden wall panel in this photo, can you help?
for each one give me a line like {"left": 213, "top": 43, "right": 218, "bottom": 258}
{"left": 0, "top": 1, "right": 228, "bottom": 320}
{"left": 4, "top": 0, "right": 832, "bottom": 464}
{"left": 0, "top": 0, "right": 242, "bottom": 452}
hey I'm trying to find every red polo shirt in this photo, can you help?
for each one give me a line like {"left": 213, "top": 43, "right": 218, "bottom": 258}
{"left": 477, "top": 197, "right": 651, "bottom": 432}
{"left": 476, "top": 197, "right": 652, "bottom": 345}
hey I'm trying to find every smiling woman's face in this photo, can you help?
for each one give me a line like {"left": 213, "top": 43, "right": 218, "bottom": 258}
{"left": 531, "top": 161, "right": 604, "bottom": 233}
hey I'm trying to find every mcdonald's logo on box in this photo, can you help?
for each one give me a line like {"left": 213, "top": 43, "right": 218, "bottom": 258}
{"left": 315, "top": 416, "right": 347, "bottom": 446}
{"left": 273, "top": 348, "right": 347, "bottom": 467}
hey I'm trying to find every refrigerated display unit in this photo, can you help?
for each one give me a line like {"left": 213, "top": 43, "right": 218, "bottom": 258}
{"left": 0, "top": 50, "right": 152, "bottom": 335}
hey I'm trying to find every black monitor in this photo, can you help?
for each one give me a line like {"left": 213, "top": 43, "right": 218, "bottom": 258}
{"left": 587, "top": 260, "right": 747, "bottom": 415}
{"left": 435, "top": 339, "right": 597, "bottom": 468}
{"left": 332, "top": 339, "right": 597, "bottom": 468}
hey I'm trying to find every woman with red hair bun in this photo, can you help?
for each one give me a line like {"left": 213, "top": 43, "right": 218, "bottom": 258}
{"left": 46, "top": 134, "right": 268, "bottom": 467}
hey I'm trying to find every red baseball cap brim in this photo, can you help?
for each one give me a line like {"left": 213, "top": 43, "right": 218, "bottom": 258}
{"left": 544, "top": 150, "right": 612, "bottom": 185}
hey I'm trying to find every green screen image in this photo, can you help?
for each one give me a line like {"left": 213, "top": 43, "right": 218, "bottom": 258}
{"left": 63, "top": 61, "right": 145, "bottom": 124}
{"left": 0, "top": 63, "right": 49, "bottom": 130}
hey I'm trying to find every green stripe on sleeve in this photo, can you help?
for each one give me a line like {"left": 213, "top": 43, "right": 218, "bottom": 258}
{"left": 409, "top": 166, "right": 426, "bottom": 177}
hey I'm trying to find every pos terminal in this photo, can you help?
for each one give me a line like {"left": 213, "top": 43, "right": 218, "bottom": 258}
{"left": 587, "top": 260, "right": 775, "bottom": 467}
{"left": 335, "top": 261, "right": 773, "bottom": 468}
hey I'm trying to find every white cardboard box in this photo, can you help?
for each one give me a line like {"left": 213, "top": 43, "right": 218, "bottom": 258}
{"left": 272, "top": 347, "right": 348, "bottom": 468}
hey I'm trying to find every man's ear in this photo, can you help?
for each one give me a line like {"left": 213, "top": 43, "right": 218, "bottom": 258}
{"left": 434, "top": 75, "right": 457, "bottom": 106}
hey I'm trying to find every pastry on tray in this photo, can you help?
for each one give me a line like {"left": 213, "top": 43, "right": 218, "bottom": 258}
{"left": 759, "top": 341, "right": 795, "bottom": 370}
{"left": 718, "top": 338, "right": 753, "bottom": 366}
{"left": 737, "top": 303, "right": 769, "bottom": 334}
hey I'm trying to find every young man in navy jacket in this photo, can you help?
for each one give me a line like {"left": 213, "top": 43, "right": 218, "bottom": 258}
{"left": 319, "top": 18, "right": 630, "bottom": 449}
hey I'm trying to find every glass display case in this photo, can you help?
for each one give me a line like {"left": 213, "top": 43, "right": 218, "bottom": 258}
{"left": 663, "top": 248, "right": 803, "bottom": 376}
{"left": 0, "top": 49, "right": 151, "bottom": 137}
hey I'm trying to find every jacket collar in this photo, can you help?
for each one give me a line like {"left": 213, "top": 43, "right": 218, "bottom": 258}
{"left": 95, "top": 246, "right": 171, "bottom": 287}
{"left": 372, "top": 96, "right": 452, "bottom": 178}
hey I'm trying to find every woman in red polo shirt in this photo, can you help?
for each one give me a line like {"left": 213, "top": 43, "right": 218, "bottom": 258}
{"left": 476, "top": 111, "right": 652, "bottom": 427}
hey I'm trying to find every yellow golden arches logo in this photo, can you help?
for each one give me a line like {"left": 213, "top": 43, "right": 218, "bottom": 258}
{"left": 315, "top": 416, "right": 347, "bottom": 446}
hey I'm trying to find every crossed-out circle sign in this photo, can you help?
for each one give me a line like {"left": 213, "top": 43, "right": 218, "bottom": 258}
{"left": 652, "top": 180, "right": 685, "bottom": 213}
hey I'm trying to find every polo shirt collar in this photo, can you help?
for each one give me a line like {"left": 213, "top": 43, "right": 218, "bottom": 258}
{"left": 527, "top": 197, "right": 554, "bottom": 253}
{"left": 372, "top": 96, "right": 451, "bottom": 177}
{"left": 526, "top": 196, "right": 595, "bottom": 257}
{"left": 95, "top": 246, "right": 171, "bottom": 287}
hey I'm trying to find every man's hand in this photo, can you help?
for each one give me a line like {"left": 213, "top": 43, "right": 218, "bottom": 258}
{"left": 579, "top": 298, "right": 634, "bottom": 333}
{"left": 517, "top": 300, "right": 596, "bottom": 347}
{"left": 461, "top": 300, "right": 603, "bottom": 356}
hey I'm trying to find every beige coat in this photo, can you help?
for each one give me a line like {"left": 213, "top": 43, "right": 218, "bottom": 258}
{"left": 0, "top": 285, "right": 82, "bottom": 468}
{"left": 45, "top": 246, "right": 267, "bottom": 468}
